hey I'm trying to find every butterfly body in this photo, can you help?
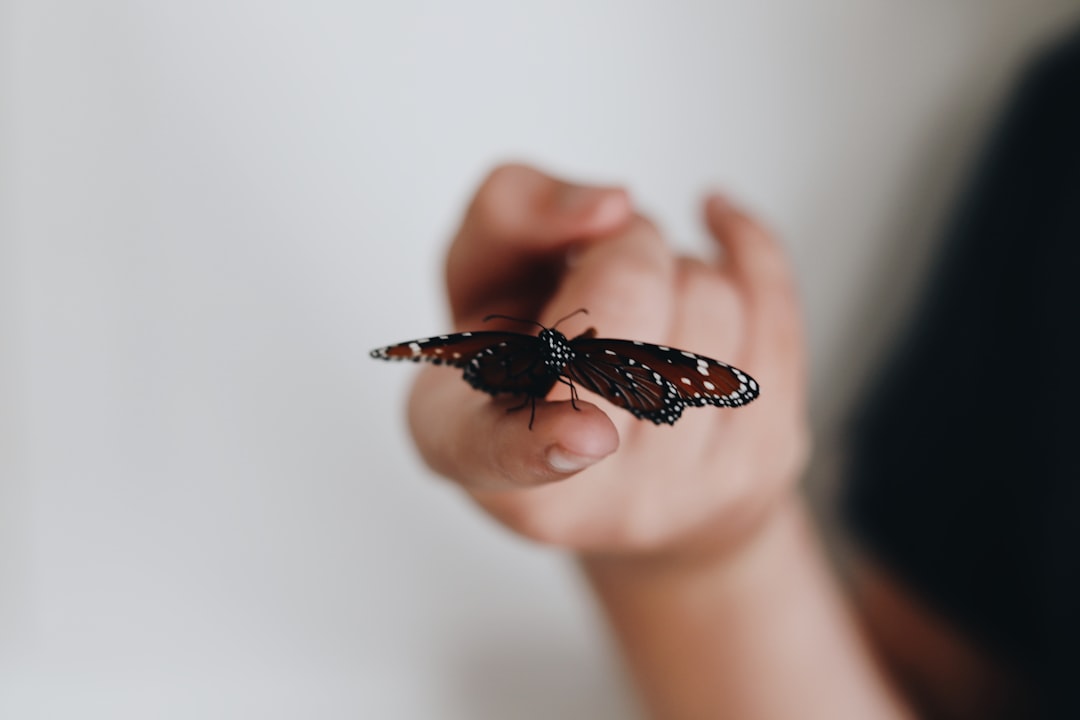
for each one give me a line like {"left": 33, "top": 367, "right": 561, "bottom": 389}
{"left": 538, "top": 328, "right": 576, "bottom": 375}
{"left": 371, "top": 315, "right": 759, "bottom": 427}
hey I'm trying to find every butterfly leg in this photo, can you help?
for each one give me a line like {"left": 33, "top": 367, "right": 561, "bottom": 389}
{"left": 504, "top": 395, "right": 542, "bottom": 430}
{"left": 505, "top": 394, "right": 531, "bottom": 414}
{"left": 555, "top": 376, "right": 581, "bottom": 411}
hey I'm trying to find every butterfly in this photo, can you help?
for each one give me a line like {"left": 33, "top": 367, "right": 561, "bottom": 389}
{"left": 370, "top": 309, "right": 759, "bottom": 428}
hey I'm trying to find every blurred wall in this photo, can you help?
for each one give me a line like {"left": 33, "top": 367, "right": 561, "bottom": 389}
{"left": 2, "top": 2, "right": 1077, "bottom": 718}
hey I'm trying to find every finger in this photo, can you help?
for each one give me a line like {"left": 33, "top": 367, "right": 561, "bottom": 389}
{"left": 447, "top": 164, "right": 633, "bottom": 326}
{"left": 672, "top": 257, "right": 743, "bottom": 363}
{"left": 544, "top": 214, "right": 675, "bottom": 341}
{"left": 704, "top": 195, "right": 805, "bottom": 409}
{"left": 540, "top": 214, "right": 675, "bottom": 434}
{"left": 704, "top": 194, "right": 796, "bottom": 300}
{"left": 408, "top": 365, "right": 619, "bottom": 491}
{"left": 703, "top": 194, "right": 801, "bottom": 347}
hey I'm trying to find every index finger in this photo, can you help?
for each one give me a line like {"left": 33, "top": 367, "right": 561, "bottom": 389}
{"left": 447, "top": 164, "right": 632, "bottom": 327}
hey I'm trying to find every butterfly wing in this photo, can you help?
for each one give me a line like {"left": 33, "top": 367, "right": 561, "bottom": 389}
{"left": 372, "top": 326, "right": 759, "bottom": 425}
{"left": 568, "top": 337, "right": 760, "bottom": 424}
{"left": 372, "top": 331, "right": 513, "bottom": 367}
{"left": 563, "top": 337, "right": 686, "bottom": 425}
{"left": 370, "top": 331, "right": 556, "bottom": 398}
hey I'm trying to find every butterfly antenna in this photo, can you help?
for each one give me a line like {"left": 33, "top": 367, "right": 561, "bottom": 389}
{"left": 482, "top": 314, "right": 545, "bottom": 330}
{"left": 483, "top": 308, "right": 588, "bottom": 331}
{"left": 551, "top": 308, "right": 588, "bottom": 329}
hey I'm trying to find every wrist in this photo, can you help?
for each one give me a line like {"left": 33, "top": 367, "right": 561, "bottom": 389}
{"left": 577, "top": 494, "right": 911, "bottom": 720}
{"left": 578, "top": 482, "right": 804, "bottom": 580}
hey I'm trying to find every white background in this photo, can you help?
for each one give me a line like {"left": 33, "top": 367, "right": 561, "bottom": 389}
{"left": 3, "top": 2, "right": 1077, "bottom": 717}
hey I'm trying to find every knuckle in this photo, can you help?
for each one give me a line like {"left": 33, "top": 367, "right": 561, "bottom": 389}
{"left": 572, "top": 273, "right": 670, "bottom": 333}
{"left": 477, "top": 162, "right": 532, "bottom": 195}
{"left": 581, "top": 215, "right": 670, "bottom": 283}
{"left": 466, "top": 163, "right": 539, "bottom": 232}
{"left": 674, "top": 272, "right": 744, "bottom": 354}
{"left": 625, "top": 213, "right": 663, "bottom": 241}
{"left": 682, "top": 267, "right": 739, "bottom": 309}
{"left": 595, "top": 261, "right": 667, "bottom": 301}
{"left": 724, "top": 205, "right": 773, "bottom": 244}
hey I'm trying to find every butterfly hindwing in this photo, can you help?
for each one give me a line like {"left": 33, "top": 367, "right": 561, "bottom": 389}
{"left": 564, "top": 336, "right": 686, "bottom": 425}
{"left": 461, "top": 334, "right": 559, "bottom": 398}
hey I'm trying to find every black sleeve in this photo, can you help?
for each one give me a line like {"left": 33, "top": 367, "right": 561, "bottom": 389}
{"left": 843, "top": 28, "right": 1080, "bottom": 717}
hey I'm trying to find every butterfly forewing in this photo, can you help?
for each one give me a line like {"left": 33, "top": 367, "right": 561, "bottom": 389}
{"left": 370, "top": 331, "right": 531, "bottom": 368}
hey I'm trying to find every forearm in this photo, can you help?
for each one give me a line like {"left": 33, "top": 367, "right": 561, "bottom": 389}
{"left": 581, "top": 495, "right": 913, "bottom": 720}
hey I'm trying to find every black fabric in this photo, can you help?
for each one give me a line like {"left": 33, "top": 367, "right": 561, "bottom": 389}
{"left": 844, "top": 28, "right": 1080, "bottom": 718}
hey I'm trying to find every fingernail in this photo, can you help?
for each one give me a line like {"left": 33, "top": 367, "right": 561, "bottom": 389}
{"left": 546, "top": 446, "right": 601, "bottom": 474}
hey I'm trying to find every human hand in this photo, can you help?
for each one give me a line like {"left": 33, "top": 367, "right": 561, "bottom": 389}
{"left": 407, "top": 163, "right": 809, "bottom": 558}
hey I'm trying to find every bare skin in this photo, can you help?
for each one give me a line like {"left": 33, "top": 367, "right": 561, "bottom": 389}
{"left": 406, "top": 164, "right": 1000, "bottom": 719}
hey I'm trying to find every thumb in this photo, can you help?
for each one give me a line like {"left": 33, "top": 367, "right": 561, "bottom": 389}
{"left": 407, "top": 365, "right": 619, "bottom": 490}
